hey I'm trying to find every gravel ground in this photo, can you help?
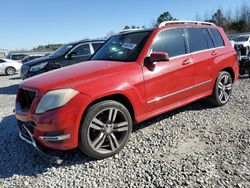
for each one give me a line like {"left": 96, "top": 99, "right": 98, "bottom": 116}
{"left": 0, "top": 74, "right": 249, "bottom": 188}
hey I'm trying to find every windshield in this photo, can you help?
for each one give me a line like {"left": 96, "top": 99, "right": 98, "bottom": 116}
{"left": 91, "top": 31, "right": 151, "bottom": 62}
{"left": 49, "top": 44, "right": 73, "bottom": 57}
{"left": 233, "top": 36, "right": 249, "bottom": 42}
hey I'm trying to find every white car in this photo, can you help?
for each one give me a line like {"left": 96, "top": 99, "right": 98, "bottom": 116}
{"left": 0, "top": 58, "right": 22, "bottom": 75}
{"left": 233, "top": 35, "right": 250, "bottom": 48}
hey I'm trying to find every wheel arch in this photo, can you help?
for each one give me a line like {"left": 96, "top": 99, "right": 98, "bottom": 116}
{"left": 81, "top": 93, "right": 136, "bottom": 124}
{"left": 219, "top": 67, "right": 235, "bottom": 83}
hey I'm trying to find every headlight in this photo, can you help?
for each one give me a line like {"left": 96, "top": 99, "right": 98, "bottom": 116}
{"left": 30, "top": 62, "right": 48, "bottom": 72}
{"left": 35, "top": 88, "right": 79, "bottom": 114}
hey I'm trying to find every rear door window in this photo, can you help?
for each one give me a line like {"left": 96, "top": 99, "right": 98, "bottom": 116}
{"left": 209, "top": 29, "right": 225, "bottom": 47}
{"left": 151, "top": 28, "right": 187, "bottom": 58}
{"left": 187, "top": 28, "right": 214, "bottom": 53}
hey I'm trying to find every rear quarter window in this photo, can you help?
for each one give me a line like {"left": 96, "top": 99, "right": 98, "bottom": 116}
{"left": 209, "top": 29, "right": 225, "bottom": 47}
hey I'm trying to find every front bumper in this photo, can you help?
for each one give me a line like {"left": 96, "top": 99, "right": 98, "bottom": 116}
{"left": 17, "top": 121, "right": 63, "bottom": 164}
{"left": 15, "top": 92, "right": 91, "bottom": 151}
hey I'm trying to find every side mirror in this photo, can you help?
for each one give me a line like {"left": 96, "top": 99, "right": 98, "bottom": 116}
{"left": 150, "top": 52, "right": 169, "bottom": 63}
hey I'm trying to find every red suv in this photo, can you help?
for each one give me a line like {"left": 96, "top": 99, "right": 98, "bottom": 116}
{"left": 15, "top": 21, "right": 239, "bottom": 159}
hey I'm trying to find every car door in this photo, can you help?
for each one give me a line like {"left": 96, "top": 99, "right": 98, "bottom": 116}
{"left": 143, "top": 28, "right": 194, "bottom": 112}
{"left": 186, "top": 28, "right": 216, "bottom": 95}
{"left": 69, "top": 43, "right": 92, "bottom": 65}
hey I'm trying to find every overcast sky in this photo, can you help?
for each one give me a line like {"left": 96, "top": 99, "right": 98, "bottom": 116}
{"left": 0, "top": 0, "right": 248, "bottom": 50}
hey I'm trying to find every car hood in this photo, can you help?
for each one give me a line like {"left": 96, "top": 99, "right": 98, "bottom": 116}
{"left": 21, "top": 60, "right": 135, "bottom": 95}
{"left": 23, "top": 56, "right": 59, "bottom": 66}
{"left": 234, "top": 42, "right": 249, "bottom": 47}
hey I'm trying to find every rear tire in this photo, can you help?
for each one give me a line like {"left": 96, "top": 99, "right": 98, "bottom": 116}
{"left": 79, "top": 100, "right": 132, "bottom": 159}
{"left": 5, "top": 67, "right": 16, "bottom": 75}
{"left": 208, "top": 71, "right": 233, "bottom": 106}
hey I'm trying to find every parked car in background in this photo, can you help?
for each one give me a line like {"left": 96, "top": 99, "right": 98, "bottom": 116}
{"left": 0, "top": 58, "right": 22, "bottom": 75}
{"left": 6, "top": 54, "right": 28, "bottom": 61}
{"left": 239, "top": 53, "right": 250, "bottom": 77}
{"left": 232, "top": 35, "right": 250, "bottom": 60}
{"left": 21, "top": 55, "right": 44, "bottom": 64}
{"left": 20, "top": 39, "right": 105, "bottom": 79}
{"left": 16, "top": 21, "right": 238, "bottom": 160}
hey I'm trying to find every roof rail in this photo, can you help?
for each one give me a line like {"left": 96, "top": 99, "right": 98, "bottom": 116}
{"left": 158, "top": 20, "right": 216, "bottom": 27}
{"left": 119, "top": 28, "right": 144, "bottom": 34}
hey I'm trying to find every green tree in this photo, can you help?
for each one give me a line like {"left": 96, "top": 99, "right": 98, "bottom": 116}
{"left": 123, "top": 25, "right": 130, "bottom": 30}
{"left": 211, "top": 9, "right": 226, "bottom": 26}
{"left": 155, "top": 11, "right": 176, "bottom": 27}
{"left": 229, "top": 20, "right": 248, "bottom": 33}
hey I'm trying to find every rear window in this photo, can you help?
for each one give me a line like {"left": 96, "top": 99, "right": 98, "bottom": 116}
{"left": 187, "top": 28, "right": 214, "bottom": 53}
{"left": 209, "top": 29, "right": 225, "bottom": 47}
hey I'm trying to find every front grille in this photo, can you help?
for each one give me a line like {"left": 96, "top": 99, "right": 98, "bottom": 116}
{"left": 17, "top": 88, "right": 36, "bottom": 112}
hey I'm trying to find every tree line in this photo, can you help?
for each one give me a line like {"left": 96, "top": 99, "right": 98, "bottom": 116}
{"left": 200, "top": 3, "right": 250, "bottom": 33}
{"left": 33, "top": 3, "right": 250, "bottom": 51}
{"left": 123, "top": 2, "right": 250, "bottom": 34}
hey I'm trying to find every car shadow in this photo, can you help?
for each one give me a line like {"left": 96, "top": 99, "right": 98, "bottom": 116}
{"left": 9, "top": 76, "right": 21, "bottom": 80}
{"left": 133, "top": 98, "right": 215, "bottom": 132}
{"left": 0, "top": 84, "right": 19, "bottom": 95}
{"left": 239, "top": 75, "right": 250, "bottom": 80}
{"left": 0, "top": 99, "right": 216, "bottom": 179}
{"left": 0, "top": 114, "right": 93, "bottom": 179}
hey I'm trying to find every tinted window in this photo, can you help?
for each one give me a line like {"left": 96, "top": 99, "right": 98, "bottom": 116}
{"left": 49, "top": 44, "right": 73, "bottom": 57}
{"left": 12, "top": 54, "right": 27, "bottom": 60}
{"left": 72, "top": 44, "right": 91, "bottom": 56}
{"left": 233, "top": 36, "right": 250, "bottom": 42}
{"left": 91, "top": 31, "right": 151, "bottom": 62}
{"left": 187, "top": 28, "right": 214, "bottom": 52}
{"left": 209, "top": 29, "right": 225, "bottom": 47}
{"left": 203, "top": 29, "right": 214, "bottom": 48}
{"left": 92, "top": 42, "right": 103, "bottom": 51}
{"left": 151, "top": 29, "right": 186, "bottom": 58}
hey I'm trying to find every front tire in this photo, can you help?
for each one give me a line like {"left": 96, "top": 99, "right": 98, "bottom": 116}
{"left": 208, "top": 71, "right": 233, "bottom": 106}
{"left": 5, "top": 67, "right": 16, "bottom": 75}
{"left": 79, "top": 100, "right": 133, "bottom": 159}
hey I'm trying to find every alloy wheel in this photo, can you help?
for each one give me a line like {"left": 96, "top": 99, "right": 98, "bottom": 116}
{"left": 6, "top": 67, "right": 15, "bottom": 75}
{"left": 87, "top": 108, "right": 129, "bottom": 154}
{"left": 217, "top": 74, "right": 232, "bottom": 103}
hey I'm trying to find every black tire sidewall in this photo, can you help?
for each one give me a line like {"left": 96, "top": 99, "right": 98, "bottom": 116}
{"left": 79, "top": 100, "right": 133, "bottom": 159}
{"left": 5, "top": 67, "right": 16, "bottom": 75}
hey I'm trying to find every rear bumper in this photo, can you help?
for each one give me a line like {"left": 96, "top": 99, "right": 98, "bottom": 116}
{"left": 15, "top": 93, "right": 90, "bottom": 151}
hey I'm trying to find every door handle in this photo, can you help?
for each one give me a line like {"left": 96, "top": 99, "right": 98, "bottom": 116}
{"left": 211, "top": 51, "right": 217, "bottom": 56}
{"left": 182, "top": 58, "right": 192, "bottom": 65}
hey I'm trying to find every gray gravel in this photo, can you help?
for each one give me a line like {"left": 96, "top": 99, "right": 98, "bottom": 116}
{"left": 0, "top": 74, "right": 249, "bottom": 188}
